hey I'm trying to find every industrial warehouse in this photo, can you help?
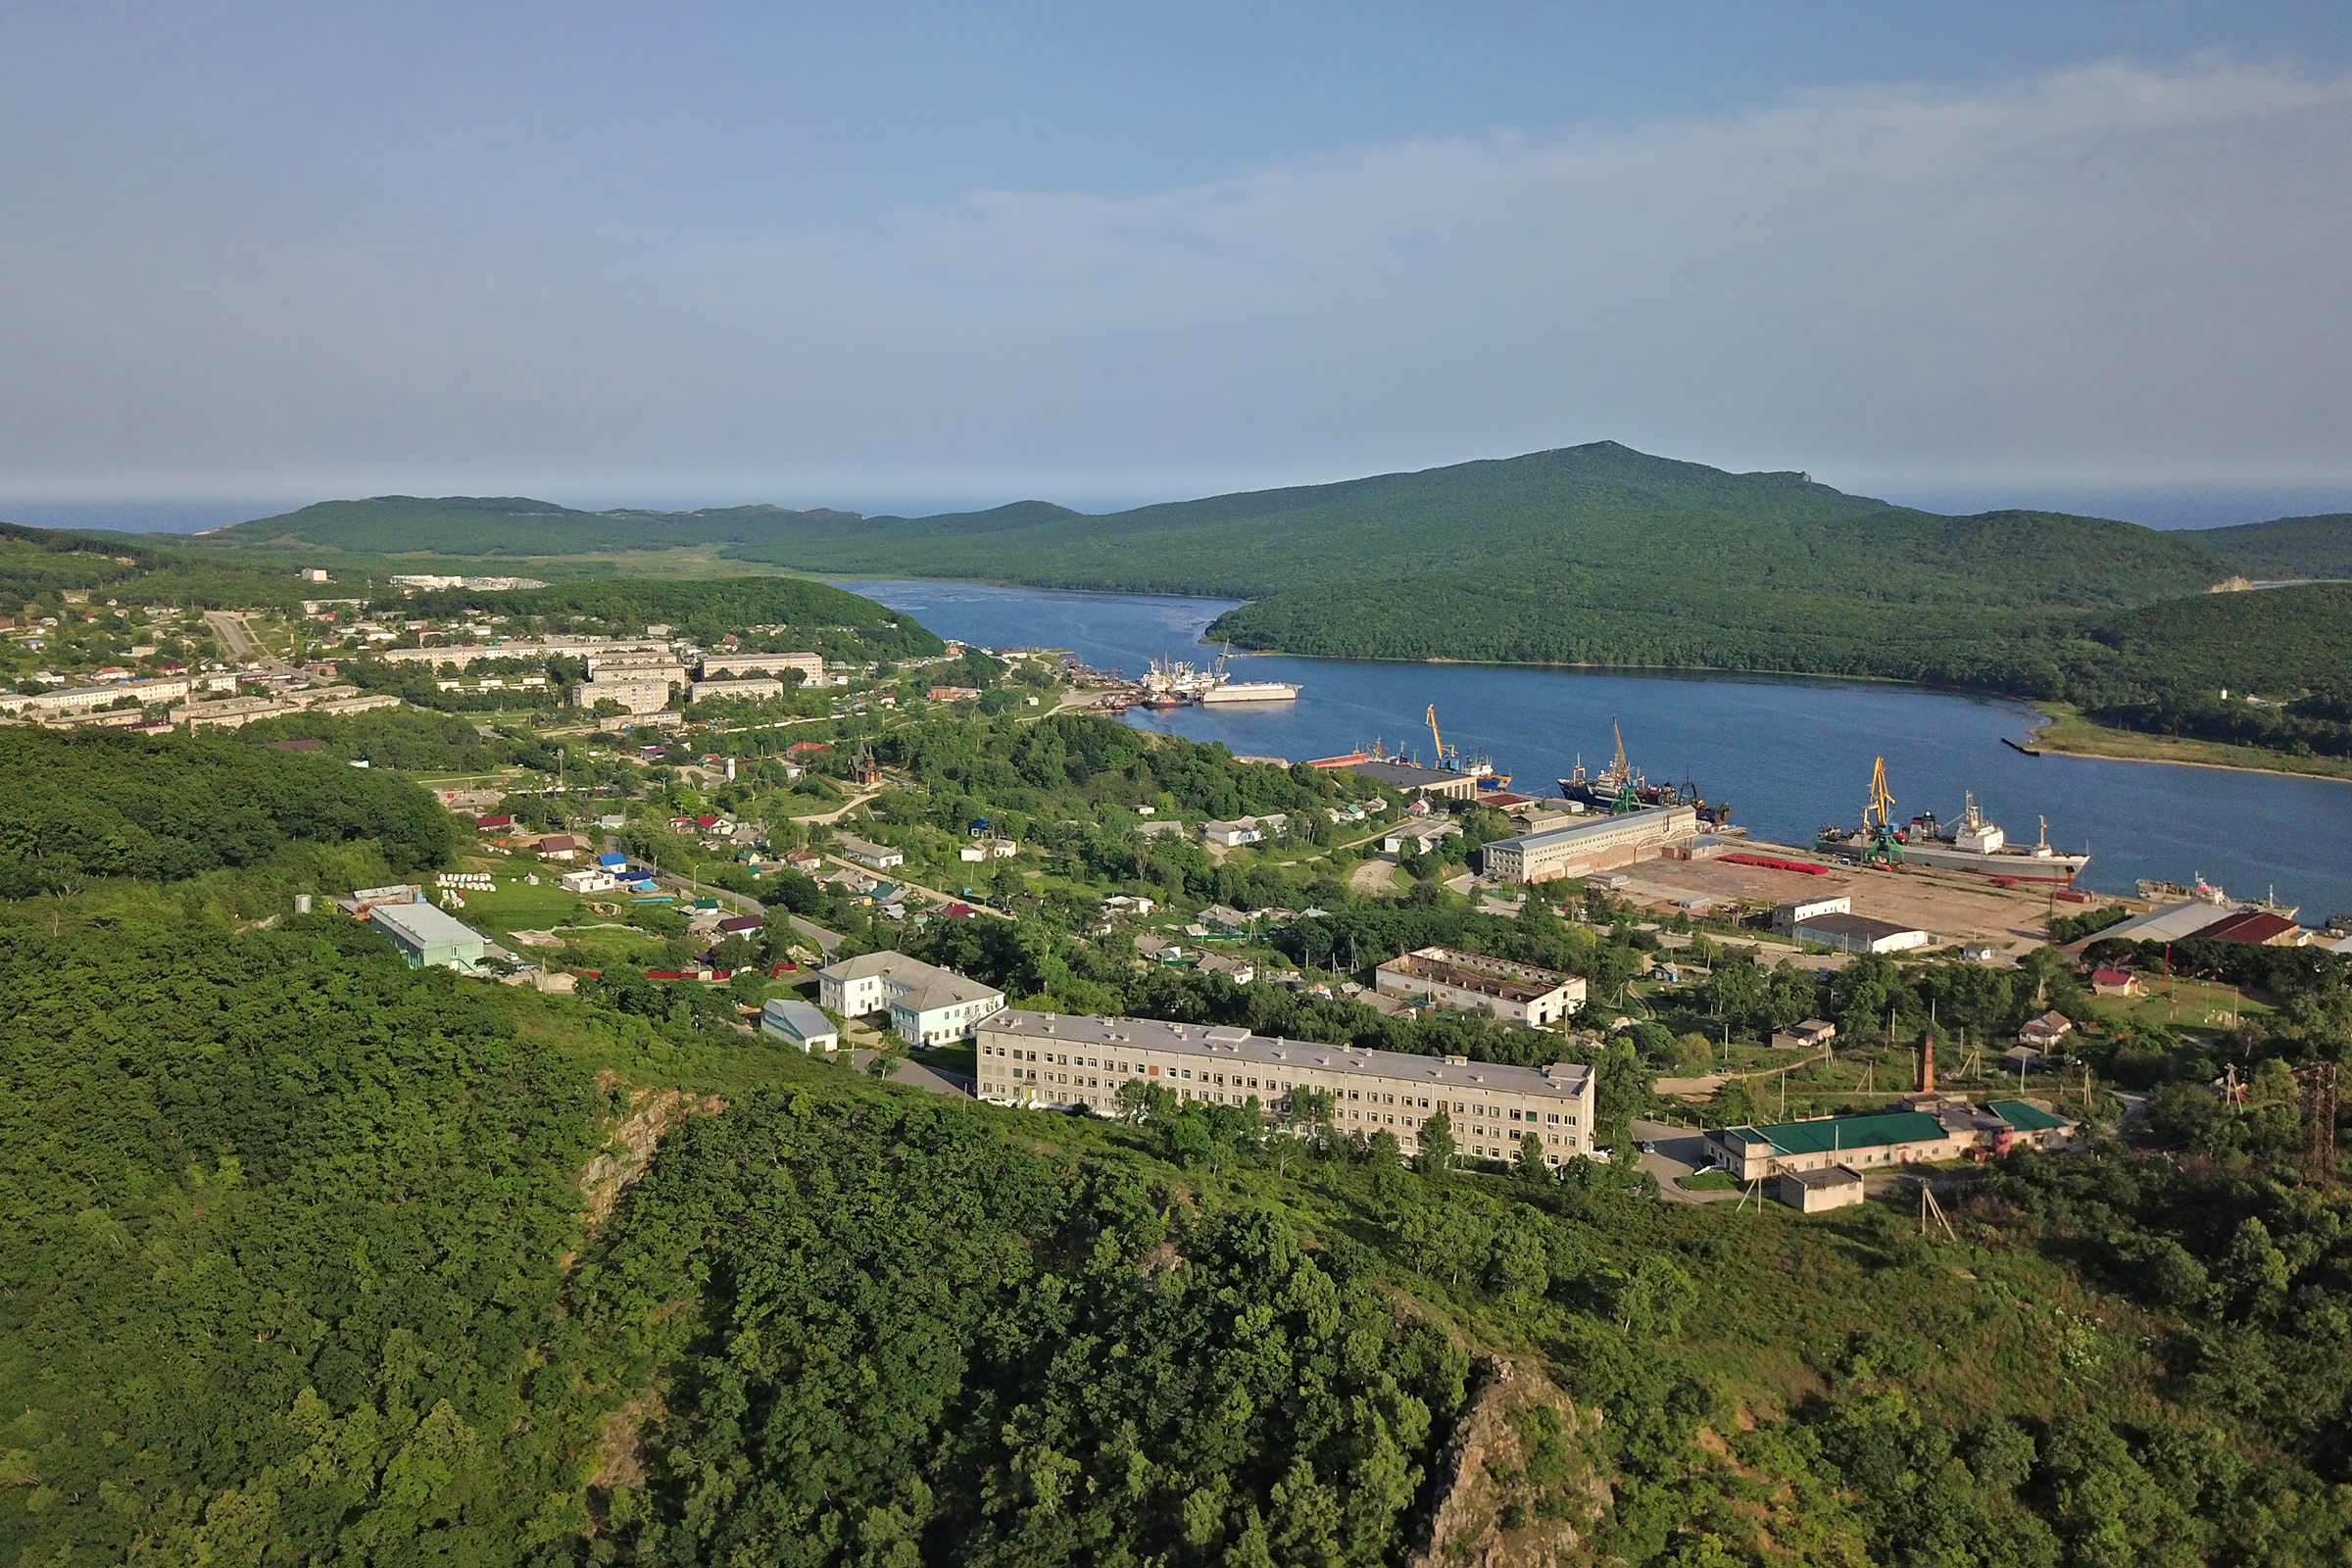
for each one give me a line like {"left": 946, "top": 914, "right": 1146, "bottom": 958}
{"left": 1479, "top": 804, "right": 1700, "bottom": 883}
{"left": 974, "top": 1010, "right": 1598, "bottom": 1166}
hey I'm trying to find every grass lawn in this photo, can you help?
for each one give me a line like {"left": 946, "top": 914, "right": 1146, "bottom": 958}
{"left": 2084, "top": 976, "right": 2270, "bottom": 1033}
{"left": 2032, "top": 703, "right": 2352, "bottom": 783}
{"left": 1676, "top": 1170, "right": 1740, "bottom": 1192}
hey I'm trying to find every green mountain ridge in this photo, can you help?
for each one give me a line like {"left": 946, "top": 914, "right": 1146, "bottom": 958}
{"left": 184, "top": 444, "right": 2350, "bottom": 598}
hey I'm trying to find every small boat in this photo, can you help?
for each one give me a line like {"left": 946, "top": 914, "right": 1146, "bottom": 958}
{"left": 2001, "top": 737, "right": 2041, "bottom": 757}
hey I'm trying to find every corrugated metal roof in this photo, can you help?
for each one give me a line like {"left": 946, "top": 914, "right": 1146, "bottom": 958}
{"left": 369, "top": 902, "right": 486, "bottom": 948}
{"left": 1987, "top": 1100, "right": 2071, "bottom": 1132}
{"left": 1724, "top": 1110, "right": 1948, "bottom": 1156}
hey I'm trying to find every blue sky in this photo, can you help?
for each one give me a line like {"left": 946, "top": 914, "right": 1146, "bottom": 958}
{"left": 4, "top": 2, "right": 2349, "bottom": 521}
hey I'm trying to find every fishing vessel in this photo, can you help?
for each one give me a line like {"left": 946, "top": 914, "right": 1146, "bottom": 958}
{"left": 1816, "top": 761, "right": 2087, "bottom": 884}
{"left": 1137, "top": 647, "right": 1300, "bottom": 705}
{"left": 1556, "top": 719, "right": 1730, "bottom": 825}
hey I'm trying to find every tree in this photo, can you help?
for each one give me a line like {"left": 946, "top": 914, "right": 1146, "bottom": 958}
{"left": 1418, "top": 1105, "right": 1455, "bottom": 1178}
{"left": 1518, "top": 1128, "right": 1548, "bottom": 1181}
{"left": 1291, "top": 1085, "right": 1336, "bottom": 1141}
{"left": 1116, "top": 1078, "right": 1174, "bottom": 1124}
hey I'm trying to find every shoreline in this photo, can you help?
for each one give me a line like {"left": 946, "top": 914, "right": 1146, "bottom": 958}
{"left": 848, "top": 575, "right": 2352, "bottom": 788}
{"left": 2025, "top": 708, "right": 2352, "bottom": 788}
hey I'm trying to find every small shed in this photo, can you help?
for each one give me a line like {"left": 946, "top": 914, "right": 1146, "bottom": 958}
{"left": 1772, "top": 1018, "right": 1838, "bottom": 1052}
{"left": 760, "top": 998, "right": 840, "bottom": 1054}
{"left": 1779, "top": 1164, "right": 1866, "bottom": 1214}
{"left": 2091, "top": 968, "right": 2143, "bottom": 997}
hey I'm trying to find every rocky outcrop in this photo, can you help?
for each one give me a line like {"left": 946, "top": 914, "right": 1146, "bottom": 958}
{"left": 1410, "top": 1355, "right": 1608, "bottom": 1568}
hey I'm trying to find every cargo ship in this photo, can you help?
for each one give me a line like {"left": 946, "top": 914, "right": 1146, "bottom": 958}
{"left": 1137, "top": 649, "right": 1300, "bottom": 705}
{"left": 1816, "top": 768, "right": 2087, "bottom": 884}
{"left": 1556, "top": 719, "right": 1731, "bottom": 826}
{"left": 1199, "top": 676, "right": 1300, "bottom": 704}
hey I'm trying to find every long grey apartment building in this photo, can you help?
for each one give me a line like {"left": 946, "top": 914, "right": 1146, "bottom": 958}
{"left": 973, "top": 1009, "right": 1596, "bottom": 1167}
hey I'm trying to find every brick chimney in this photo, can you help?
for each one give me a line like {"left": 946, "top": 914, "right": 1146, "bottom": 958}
{"left": 1918, "top": 1031, "right": 1936, "bottom": 1096}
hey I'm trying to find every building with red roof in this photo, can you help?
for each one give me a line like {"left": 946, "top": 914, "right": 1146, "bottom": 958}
{"left": 2194, "top": 909, "right": 2309, "bottom": 947}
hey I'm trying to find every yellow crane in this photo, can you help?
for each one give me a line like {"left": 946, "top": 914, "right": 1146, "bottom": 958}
{"left": 1425, "top": 705, "right": 1457, "bottom": 770}
{"left": 1862, "top": 757, "right": 1904, "bottom": 864}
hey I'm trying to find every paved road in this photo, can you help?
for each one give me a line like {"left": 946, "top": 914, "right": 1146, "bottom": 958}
{"left": 822, "top": 854, "right": 1015, "bottom": 920}
{"left": 849, "top": 1048, "right": 973, "bottom": 1099}
{"left": 1632, "top": 1116, "right": 1740, "bottom": 1203}
{"left": 203, "top": 610, "right": 265, "bottom": 663}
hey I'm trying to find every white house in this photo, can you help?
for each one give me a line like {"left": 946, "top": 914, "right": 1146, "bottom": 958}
{"left": 833, "top": 834, "right": 905, "bottom": 869}
{"left": 817, "top": 951, "right": 1004, "bottom": 1045}
{"left": 1201, "top": 813, "right": 1288, "bottom": 848}
{"left": 889, "top": 972, "right": 1006, "bottom": 1047}
{"left": 559, "top": 868, "right": 618, "bottom": 895}
{"left": 959, "top": 837, "right": 1019, "bottom": 861}
{"left": 1383, "top": 819, "right": 1463, "bottom": 856}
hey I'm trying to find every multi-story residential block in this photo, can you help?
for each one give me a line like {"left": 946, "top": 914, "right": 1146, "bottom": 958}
{"left": 973, "top": 1010, "right": 1596, "bottom": 1168}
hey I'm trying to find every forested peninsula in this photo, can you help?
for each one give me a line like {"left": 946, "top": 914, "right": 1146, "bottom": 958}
{"left": 121, "top": 442, "right": 2352, "bottom": 769}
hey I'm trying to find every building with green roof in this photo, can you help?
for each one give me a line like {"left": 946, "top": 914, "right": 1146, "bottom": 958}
{"left": 1705, "top": 1098, "right": 2076, "bottom": 1182}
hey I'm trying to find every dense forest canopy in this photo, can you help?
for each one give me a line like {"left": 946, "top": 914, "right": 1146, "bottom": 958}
{"left": 404, "top": 576, "right": 945, "bottom": 659}
{"left": 7, "top": 660, "right": 2352, "bottom": 1566}
{"left": 0, "top": 727, "right": 453, "bottom": 895}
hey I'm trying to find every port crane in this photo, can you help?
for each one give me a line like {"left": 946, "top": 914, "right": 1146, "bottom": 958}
{"left": 1607, "top": 719, "right": 1643, "bottom": 813}
{"left": 1424, "top": 705, "right": 1457, "bottom": 771}
{"left": 1862, "top": 756, "right": 1905, "bottom": 865}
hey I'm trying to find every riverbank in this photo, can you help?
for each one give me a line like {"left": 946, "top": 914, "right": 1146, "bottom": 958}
{"left": 2028, "top": 704, "right": 2352, "bottom": 785}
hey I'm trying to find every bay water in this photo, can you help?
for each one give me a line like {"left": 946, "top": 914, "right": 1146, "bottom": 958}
{"left": 847, "top": 580, "right": 2352, "bottom": 914}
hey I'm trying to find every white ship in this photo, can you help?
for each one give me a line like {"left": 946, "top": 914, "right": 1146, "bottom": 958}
{"left": 1200, "top": 677, "right": 1300, "bottom": 704}
{"left": 1137, "top": 647, "right": 1299, "bottom": 705}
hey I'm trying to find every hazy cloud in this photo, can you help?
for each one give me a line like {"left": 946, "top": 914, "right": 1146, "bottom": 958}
{"left": 3, "top": 59, "right": 2347, "bottom": 503}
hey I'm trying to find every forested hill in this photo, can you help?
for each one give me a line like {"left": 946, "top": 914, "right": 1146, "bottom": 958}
{"left": 203, "top": 495, "right": 869, "bottom": 557}
{"left": 2183, "top": 513, "right": 2352, "bottom": 583}
{"left": 183, "top": 445, "right": 2266, "bottom": 612}
{"left": 734, "top": 443, "right": 2239, "bottom": 610}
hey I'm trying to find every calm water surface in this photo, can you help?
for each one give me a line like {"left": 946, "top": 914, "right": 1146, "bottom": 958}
{"left": 847, "top": 581, "right": 2352, "bottom": 912}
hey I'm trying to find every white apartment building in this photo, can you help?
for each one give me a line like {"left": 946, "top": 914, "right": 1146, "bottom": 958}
{"left": 688, "top": 677, "right": 784, "bottom": 703}
{"left": 818, "top": 951, "right": 1004, "bottom": 1045}
{"left": 569, "top": 675, "right": 673, "bottom": 715}
{"left": 1375, "top": 946, "right": 1587, "bottom": 1026}
{"left": 1, "top": 675, "right": 190, "bottom": 716}
{"left": 372, "top": 637, "right": 669, "bottom": 669}
{"left": 973, "top": 1010, "right": 1597, "bottom": 1167}
{"left": 697, "top": 651, "right": 824, "bottom": 681}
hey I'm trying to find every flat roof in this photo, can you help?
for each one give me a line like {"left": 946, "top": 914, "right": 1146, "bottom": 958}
{"left": 1783, "top": 1165, "right": 1864, "bottom": 1189}
{"left": 1492, "top": 806, "right": 1683, "bottom": 852}
{"left": 1793, "top": 911, "right": 1926, "bottom": 942}
{"left": 1715, "top": 1109, "right": 1949, "bottom": 1156}
{"left": 1345, "top": 760, "right": 1475, "bottom": 788}
{"left": 369, "top": 902, "right": 486, "bottom": 948}
{"left": 979, "top": 1009, "right": 1592, "bottom": 1101}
